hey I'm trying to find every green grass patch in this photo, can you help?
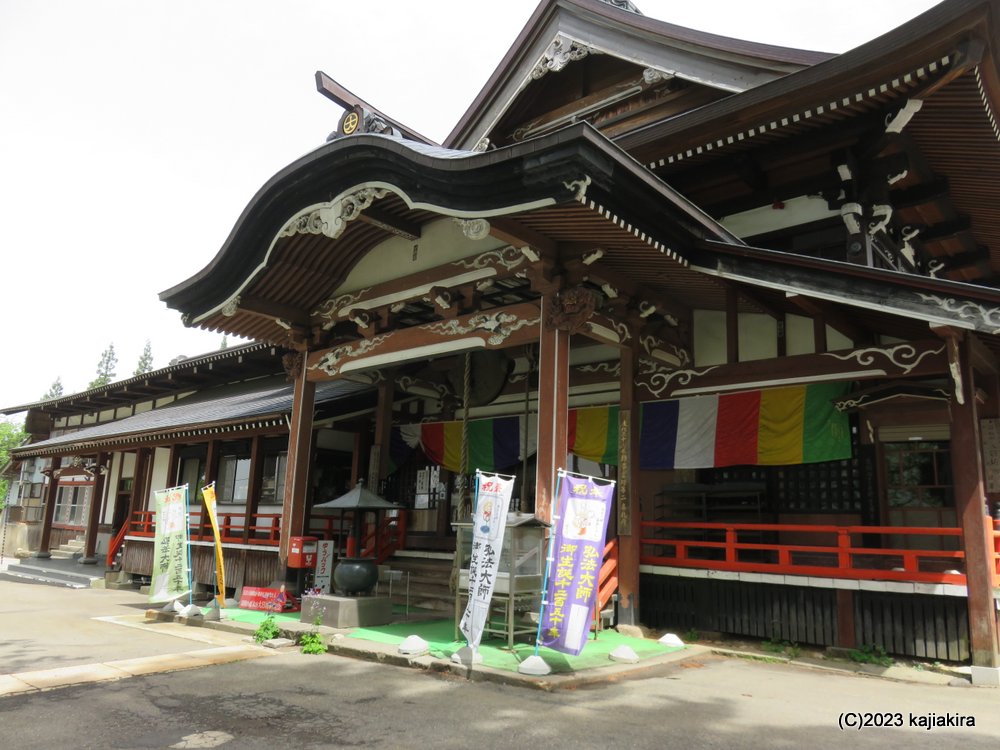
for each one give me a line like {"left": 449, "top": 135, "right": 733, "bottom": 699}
{"left": 348, "top": 619, "right": 683, "bottom": 674}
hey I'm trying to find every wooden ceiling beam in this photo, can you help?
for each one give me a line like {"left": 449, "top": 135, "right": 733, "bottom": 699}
{"left": 563, "top": 251, "right": 690, "bottom": 326}
{"left": 637, "top": 339, "right": 947, "bottom": 400}
{"left": 488, "top": 217, "right": 557, "bottom": 256}
{"left": 355, "top": 207, "right": 421, "bottom": 241}
{"left": 238, "top": 295, "right": 311, "bottom": 328}
{"left": 890, "top": 177, "right": 949, "bottom": 209}
{"left": 785, "top": 292, "right": 873, "bottom": 345}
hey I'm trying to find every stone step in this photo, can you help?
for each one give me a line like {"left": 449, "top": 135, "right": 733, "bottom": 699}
{"left": 380, "top": 557, "right": 455, "bottom": 616}
{"left": 1, "top": 558, "right": 105, "bottom": 589}
{"left": 49, "top": 549, "right": 83, "bottom": 560}
{"left": 0, "top": 568, "right": 90, "bottom": 589}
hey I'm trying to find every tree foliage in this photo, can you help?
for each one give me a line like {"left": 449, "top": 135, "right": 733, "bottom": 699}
{"left": 219, "top": 336, "right": 228, "bottom": 351}
{"left": 0, "top": 420, "right": 27, "bottom": 505}
{"left": 134, "top": 340, "right": 154, "bottom": 376}
{"left": 41, "top": 377, "right": 64, "bottom": 400}
{"left": 88, "top": 343, "right": 118, "bottom": 389}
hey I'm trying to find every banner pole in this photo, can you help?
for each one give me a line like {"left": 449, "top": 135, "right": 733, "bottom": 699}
{"left": 532, "top": 468, "right": 565, "bottom": 658}
{"left": 469, "top": 470, "right": 482, "bottom": 654}
{"left": 185, "top": 484, "right": 194, "bottom": 606}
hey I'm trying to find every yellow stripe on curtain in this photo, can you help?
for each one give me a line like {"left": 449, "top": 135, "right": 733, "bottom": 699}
{"left": 757, "top": 386, "right": 806, "bottom": 465}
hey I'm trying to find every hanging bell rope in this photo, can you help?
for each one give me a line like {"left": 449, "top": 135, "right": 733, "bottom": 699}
{"left": 521, "top": 343, "right": 535, "bottom": 513}
{"left": 459, "top": 351, "right": 472, "bottom": 517}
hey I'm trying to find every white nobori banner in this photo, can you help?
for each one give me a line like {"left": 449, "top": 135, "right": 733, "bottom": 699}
{"left": 459, "top": 471, "right": 515, "bottom": 651}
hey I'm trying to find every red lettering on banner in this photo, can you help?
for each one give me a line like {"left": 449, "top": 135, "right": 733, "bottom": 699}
{"left": 238, "top": 586, "right": 300, "bottom": 612}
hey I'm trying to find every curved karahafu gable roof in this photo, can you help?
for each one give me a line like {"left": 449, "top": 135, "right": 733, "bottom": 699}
{"left": 445, "top": 0, "right": 831, "bottom": 150}
{"left": 159, "top": 123, "right": 740, "bottom": 334}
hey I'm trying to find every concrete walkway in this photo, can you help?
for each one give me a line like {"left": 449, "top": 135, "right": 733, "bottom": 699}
{"left": 0, "top": 579, "right": 977, "bottom": 697}
{"left": 0, "top": 580, "right": 275, "bottom": 697}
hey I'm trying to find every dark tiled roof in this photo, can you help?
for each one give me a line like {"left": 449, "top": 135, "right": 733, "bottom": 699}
{"left": 13, "top": 377, "right": 369, "bottom": 457}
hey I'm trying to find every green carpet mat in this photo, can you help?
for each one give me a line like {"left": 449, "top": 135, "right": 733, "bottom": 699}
{"left": 348, "top": 618, "right": 682, "bottom": 673}
{"left": 206, "top": 608, "right": 302, "bottom": 626}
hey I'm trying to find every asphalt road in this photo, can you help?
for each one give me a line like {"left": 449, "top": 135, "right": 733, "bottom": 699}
{"left": 1, "top": 581, "right": 998, "bottom": 749}
{"left": 2, "top": 646, "right": 999, "bottom": 748}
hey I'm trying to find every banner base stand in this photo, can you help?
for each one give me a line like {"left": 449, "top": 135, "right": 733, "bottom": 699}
{"left": 177, "top": 603, "right": 203, "bottom": 618}
{"left": 450, "top": 646, "right": 483, "bottom": 666}
{"left": 518, "top": 654, "right": 551, "bottom": 675}
{"left": 398, "top": 635, "right": 429, "bottom": 656}
{"left": 609, "top": 645, "right": 639, "bottom": 663}
{"left": 204, "top": 602, "right": 224, "bottom": 621}
{"left": 658, "top": 633, "right": 684, "bottom": 647}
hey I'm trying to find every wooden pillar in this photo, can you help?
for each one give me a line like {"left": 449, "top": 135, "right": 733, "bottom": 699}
{"left": 280, "top": 356, "right": 316, "bottom": 564}
{"left": 725, "top": 286, "right": 739, "bottom": 364}
{"left": 126, "top": 448, "right": 151, "bottom": 527}
{"left": 35, "top": 456, "right": 63, "bottom": 558}
{"left": 948, "top": 335, "right": 999, "bottom": 671}
{"left": 81, "top": 452, "right": 108, "bottom": 564}
{"left": 197, "top": 440, "right": 220, "bottom": 541}
{"left": 535, "top": 294, "right": 570, "bottom": 523}
{"left": 351, "top": 431, "right": 365, "bottom": 487}
{"left": 617, "top": 345, "right": 643, "bottom": 625}
{"left": 835, "top": 589, "right": 857, "bottom": 648}
{"left": 813, "top": 316, "right": 828, "bottom": 353}
{"left": 243, "top": 434, "right": 265, "bottom": 544}
{"left": 367, "top": 374, "right": 394, "bottom": 490}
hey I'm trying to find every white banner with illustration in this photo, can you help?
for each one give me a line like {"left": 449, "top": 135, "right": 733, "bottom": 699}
{"left": 459, "top": 471, "right": 515, "bottom": 650}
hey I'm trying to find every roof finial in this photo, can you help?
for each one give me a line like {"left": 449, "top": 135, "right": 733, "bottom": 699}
{"left": 599, "top": 0, "right": 643, "bottom": 14}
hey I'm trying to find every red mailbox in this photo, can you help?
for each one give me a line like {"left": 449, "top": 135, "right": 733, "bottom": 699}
{"left": 288, "top": 536, "right": 318, "bottom": 568}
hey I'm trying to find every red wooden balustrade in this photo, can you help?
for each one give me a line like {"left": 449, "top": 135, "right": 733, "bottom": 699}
{"left": 125, "top": 511, "right": 1000, "bottom": 588}
{"left": 597, "top": 538, "right": 619, "bottom": 613}
{"left": 128, "top": 507, "right": 409, "bottom": 560}
{"left": 105, "top": 523, "right": 129, "bottom": 567}
{"left": 128, "top": 510, "right": 282, "bottom": 545}
{"left": 641, "top": 519, "right": 1000, "bottom": 586}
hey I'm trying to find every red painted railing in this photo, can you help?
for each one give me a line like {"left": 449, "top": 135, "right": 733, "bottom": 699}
{"left": 994, "top": 518, "right": 1000, "bottom": 584}
{"left": 597, "top": 538, "right": 618, "bottom": 613}
{"left": 640, "top": 520, "right": 1000, "bottom": 586}
{"left": 361, "top": 511, "right": 408, "bottom": 563}
{"left": 127, "top": 508, "right": 411, "bottom": 560}
{"left": 308, "top": 511, "right": 408, "bottom": 563}
{"left": 307, "top": 515, "right": 353, "bottom": 542}
{"left": 105, "top": 523, "right": 129, "bottom": 567}
{"left": 128, "top": 510, "right": 282, "bottom": 546}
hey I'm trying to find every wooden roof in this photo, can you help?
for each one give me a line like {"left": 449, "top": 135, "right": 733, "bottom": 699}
{"left": 447, "top": 0, "right": 830, "bottom": 150}
{"left": 159, "top": 124, "right": 739, "bottom": 342}
{"left": 614, "top": 0, "right": 1000, "bottom": 284}
{"left": 160, "top": 0, "right": 1000, "bottom": 372}
{"left": 0, "top": 342, "right": 283, "bottom": 419}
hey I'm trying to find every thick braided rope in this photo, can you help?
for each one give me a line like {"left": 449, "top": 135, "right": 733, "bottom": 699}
{"left": 460, "top": 351, "right": 471, "bottom": 515}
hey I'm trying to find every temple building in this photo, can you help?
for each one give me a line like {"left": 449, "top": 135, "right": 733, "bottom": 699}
{"left": 7, "top": 0, "right": 1000, "bottom": 684}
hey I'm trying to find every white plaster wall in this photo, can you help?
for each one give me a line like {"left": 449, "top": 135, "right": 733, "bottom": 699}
{"left": 785, "top": 314, "right": 815, "bottom": 356}
{"left": 147, "top": 447, "right": 171, "bottom": 507}
{"left": 693, "top": 309, "right": 726, "bottom": 366}
{"left": 338, "top": 216, "right": 507, "bottom": 294}
{"left": 738, "top": 313, "right": 777, "bottom": 361}
{"left": 695, "top": 309, "right": 856, "bottom": 367}
{"left": 104, "top": 453, "right": 124, "bottom": 524}
{"left": 828, "top": 326, "right": 852, "bottom": 351}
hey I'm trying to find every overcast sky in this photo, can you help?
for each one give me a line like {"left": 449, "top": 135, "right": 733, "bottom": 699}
{"left": 0, "top": 0, "right": 942, "bottom": 414}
